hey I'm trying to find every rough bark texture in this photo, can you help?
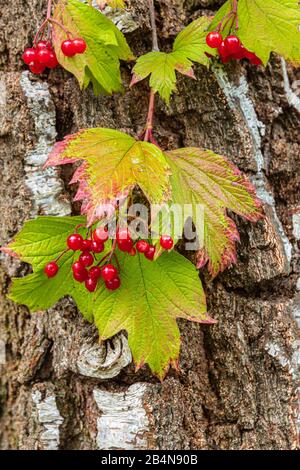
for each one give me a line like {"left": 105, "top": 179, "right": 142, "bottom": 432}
{"left": 0, "top": 0, "right": 299, "bottom": 450}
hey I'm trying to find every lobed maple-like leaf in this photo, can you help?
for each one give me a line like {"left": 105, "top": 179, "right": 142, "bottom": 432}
{"left": 7, "top": 216, "right": 214, "bottom": 379}
{"left": 98, "top": 0, "right": 126, "bottom": 8}
{"left": 52, "top": 0, "right": 133, "bottom": 95}
{"left": 164, "top": 148, "right": 262, "bottom": 277}
{"left": 44, "top": 128, "right": 172, "bottom": 225}
{"left": 209, "top": 0, "right": 300, "bottom": 65}
{"left": 131, "top": 17, "right": 215, "bottom": 103}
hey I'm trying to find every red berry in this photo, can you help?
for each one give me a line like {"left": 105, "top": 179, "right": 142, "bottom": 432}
{"left": 224, "top": 35, "right": 241, "bottom": 55}
{"left": 105, "top": 277, "right": 121, "bottom": 291}
{"left": 81, "top": 239, "right": 92, "bottom": 251}
{"left": 247, "top": 52, "right": 262, "bottom": 66}
{"left": 73, "top": 38, "right": 87, "bottom": 54}
{"left": 232, "top": 45, "right": 247, "bottom": 60}
{"left": 47, "top": 51, "right": 59, "bottom": 69}
{"left": 136, "top": 240, "right": 149, "bottom": 253}
{"left": 22, "top": 48, "right": 37, "bottom": 65}
{"left": 79, "top": 251, "right": 94, "bottom": 267}
{"left": 67, "top": 233, "right": 83, "bottom": 251}
{"left": 85, "top": 277, "right": 97, "bottom": 292}
{"left": 116, "top": 228, "right": 131, "bottom": 241}
{"left": 144, "top": 245, "right": 155, "bottom": 261}
{"left": 101, "top": 264, "right": 118, "bottom": 282}
{"left": 36, "top": 41, "right": 48, "bottom": 50}
{"left": 72, "top": 261, "right": 86, "bottom": 274}
{"left": 160, "top": 235, "right": 174, "bottom": 250}
{"left": 73, "top": 270, "right": 88, "bottom": 282}
{"left": 61, "top": 39, "right": 76, "bottom": 57}
{"left": 37, "top": 48, "right": 52, "bottom": 64}
{"left": 89, "top": 266, "right": 102, "bottom": 281}
{"left": 93, "top": 227, "right": 109, "bottom": 243}
{"left": 218, "top": 41, "right": 230, "bottom": 58}
{"left": 29, "top": 62, "right": 45, "bottom": 74}
{"left": 129, "top": 247, "right": 136, "bottom": 256}
{"left": 44, "top": 261, "right": 58, "bottom": 278}
{"left": 206, "top": 31, "right": 223, "bottom": 49}
{"left": 91, "top": 240, "right": 104, "bottom": 253}
{"left": 117, "top": 238, "right": 133, "bottom": 253}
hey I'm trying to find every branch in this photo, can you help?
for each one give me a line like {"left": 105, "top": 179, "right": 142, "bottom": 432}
{"left": 148, "top": 0, "right": 159, "bottom": 52}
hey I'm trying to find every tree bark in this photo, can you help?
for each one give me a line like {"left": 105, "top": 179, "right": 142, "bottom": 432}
{"left": 0, "top": 0, "right": 299, "bottom": 450}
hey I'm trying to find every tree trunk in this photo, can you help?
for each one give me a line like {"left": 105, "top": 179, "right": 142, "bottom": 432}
{"left": 0, "top": 0, "right": 299, "bottom": 451}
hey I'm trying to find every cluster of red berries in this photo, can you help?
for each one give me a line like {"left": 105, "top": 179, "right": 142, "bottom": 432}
{"left": 206, "top": 32, "right": 262, "bottom": 65}
{"left": 22, "top": 41, "right": 59, "bottom": 74}
{"left": 116, "top": 229, "right": 174, "bottom": 261}
{"left": 60, "top": 38, "right": 87, "bottom": 57}
{"left": 22, "top": 37, "right": 87, "bottom": 75}
{"left": 44, "top": 227, "right": 174, "bottom": 294}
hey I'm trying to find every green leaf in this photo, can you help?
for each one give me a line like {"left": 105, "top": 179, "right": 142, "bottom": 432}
{"left": 7, "top": 216, "right": 214, "bottom": 379}
{"left": 45, "top": 128, "right": 172, "bottom": 225}
{"left": 52, "top": 0, "right": 133, "bottom": 95}
{"left": 92, "top": 249, "right": 213, "bottom": 379}
{"left": 6, "top": 216, "right": 95, "bottom": 322}
{"left": 132, "top": 17, "right": 214, "bottom": 103}
{"left": 209, "top": 0, "right": 300, "bottom": 65}
{"left": 164, "top": 148, "right": 262, "bottom": 277}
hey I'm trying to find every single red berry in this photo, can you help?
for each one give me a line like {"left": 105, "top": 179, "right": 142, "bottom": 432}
{"left": 160, "top": 235, "right": 174, "bottom": 250}
{"left": 93, "top": 227, "right": 109, "bottom": 243}
{"left": 247, "top": 52, "right": 262, "bottom": 66}
{"left": 224, "top": 35, "right": 241, "bottom": 55}
{"left": 79, "top": 251, "right": 94, "bottom": 267}
{"left": 89, "top": 266, "right": 102, "bottom": 281}
{"left": 105, "top": 277, "right": 121, "bottom": 291}
{"left": 44, "top": 261, "right": 58, "bottom": 278}
{"left": 116, "top": 228, "right": 131, "bottom": 241}
{"left": 232, "top": 45, "right": 247, "bottom": 60}
{"left": 218, "top": 41, "right": 230, "bottom": 58}
{"left": 61, "top": 39, "right": 76, "bottom": 57}
{"left": 117, "top": 238, "right": 133, "bottom": 253}
{"left": 144, "top": 245, "right": 155, "bottom": 261}
{"left": 72, "top": 38, "right": 87, "bottom": 54}
{"left": 67, "top": 233, "right": 83, "bottom": 251}
{"left": 91, "top": 240, "right": 104, "bottom": 253}
{"left": 47, "top": 51, "right": 59, "bottom": 69}
{"left": 206, "top": 31, "right": 223, "bottom": 49}
{"left": 220, "top": 55, "right": 232, "bottom": 64}
{"left": 81, "top": 239, "right": 92, "bottom": 251}
{"left": 29, "top": 61, "right": 45, "bottom": 74}
{"left": 136, "top": 240, "right": 149, "bottom": 253}
{"left": 22, "top": 48, "right": 37, "bottom": 65}
{"left": 129, "top": 247, "right": 136, "bottom": 256}
{"left": 85, "top": 277, "right": 98, "bottom": 292}
{"left": 36, "top": 40, "right": 48, "bottom": 50}
{"left": 72, "top": 261, "right": 86, "bottom": 274}
{"left": 101, "top": 264, "right": 118, "bottom": 282}
{"left": 37, "top": 48, "right": 52, "bottom": 65}
{"left": 73, "top": 269, "right": 88, "bottom": 282}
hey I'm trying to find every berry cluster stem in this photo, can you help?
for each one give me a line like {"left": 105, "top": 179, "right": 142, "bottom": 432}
{"left": 140, "top": 0, "right": 160, "bottom": 146}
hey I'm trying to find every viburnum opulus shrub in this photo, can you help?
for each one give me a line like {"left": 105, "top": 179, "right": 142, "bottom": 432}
{"left": 4, "top": 0, "right": 300, "bottom": 379}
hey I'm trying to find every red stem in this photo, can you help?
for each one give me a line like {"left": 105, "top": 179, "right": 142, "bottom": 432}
{"left": 54, "top": 248, "right": 70, "bottom": 263}
{"left": 47, "top": 0, "right": 53, "bottom": 19}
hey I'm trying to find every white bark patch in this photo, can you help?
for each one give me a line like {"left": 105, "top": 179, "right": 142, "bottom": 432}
{"left": 93, "top": 383, "right": 150, "bottom": 450}
{"left": 292, "top": 212, "right": 300, "bottom": 240}
{"left": 213, "top": 65, "right": 292, "bottom": 264}
{"left": 90, "top": 1, "right": 139, "bottom": 33}
{"left": 281, "top": 58, "right": 300, "bottom": 114}
{"left": 19, "top": 72, "right": 71, "bottom": 218}
{"left": 77, "top": 333, "right": 132, "bottom": 379}
{"left": 32, "top": 390, "right": 64, "bottom": 450}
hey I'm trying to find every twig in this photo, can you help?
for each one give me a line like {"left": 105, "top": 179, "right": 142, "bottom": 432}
{"left": 148, "top": 0, "right": 159, "bottom": 52}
